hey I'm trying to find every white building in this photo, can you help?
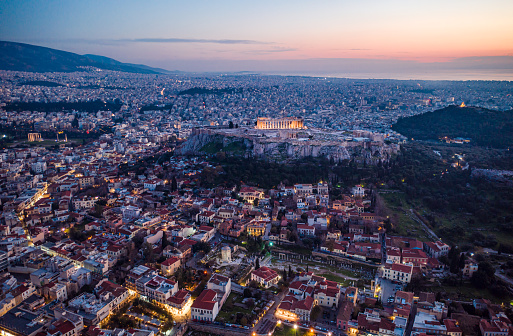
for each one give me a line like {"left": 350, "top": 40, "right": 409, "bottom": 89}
{"left": 191, "top": 289, "right": 219, "bottom": 322}
{"left": 121, "top": 205, "right": 141, "bottom": 221}
{"left": 251, "top": 267, "right": 280, "bottom": 288}
{"left": 31, "top": 162, "right": 47, "bottom": 174}
{"left": 382, "top": 263, "right": 413, "bottom": 283}
{"left": 351, "top": 185, "right": 365, "bottom": 197}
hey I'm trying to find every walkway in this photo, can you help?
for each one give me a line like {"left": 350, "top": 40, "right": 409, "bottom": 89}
{"left": 408, "top": 209, "right": 439, "bottom": 241}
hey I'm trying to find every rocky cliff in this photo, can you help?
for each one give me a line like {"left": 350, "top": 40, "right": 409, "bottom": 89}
{"left": 175, "top": 130, "right": 396, "bottom": 163}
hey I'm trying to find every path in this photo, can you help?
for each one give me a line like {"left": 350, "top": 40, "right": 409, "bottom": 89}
{"left": 408, "top": 209, "right": 439, "bottom": 240}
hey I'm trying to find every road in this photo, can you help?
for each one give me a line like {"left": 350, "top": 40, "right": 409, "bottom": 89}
{"left": 495, "top": 271, "right": 513, "bottom": 287}
{"left": 404, "top": 302, "right": 417, "bottom": 336}
{"left": 280, "top": 320, "right": 336, "bottom": 336}
{"left": 253, "top": 290, "right": 287, "bottom": 332}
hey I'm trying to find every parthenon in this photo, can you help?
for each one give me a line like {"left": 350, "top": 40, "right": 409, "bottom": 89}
{"left": 255, "top": 117, "right": 304, "bottom": 130}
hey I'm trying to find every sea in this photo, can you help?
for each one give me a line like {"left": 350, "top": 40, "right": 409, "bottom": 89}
{"left": 263, "top": 70, "right": 513, "bottom": 81}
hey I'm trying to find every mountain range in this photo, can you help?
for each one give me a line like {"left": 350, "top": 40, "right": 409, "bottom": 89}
{"left": 0, "top": 41, "right": 172, "bottom": 74}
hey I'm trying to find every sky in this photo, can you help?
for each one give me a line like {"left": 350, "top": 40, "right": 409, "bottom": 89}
{"left": 1, "top": 0, "right": 513, "bottom": 77}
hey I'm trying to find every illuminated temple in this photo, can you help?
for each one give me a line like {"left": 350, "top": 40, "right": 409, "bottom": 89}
{"left": 255, "top": 117, "right": 304, "bottom": 130}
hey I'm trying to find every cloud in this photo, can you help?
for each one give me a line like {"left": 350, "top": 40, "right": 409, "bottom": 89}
{"left": 118, "top": 38, "right": 270, "bottom": 45}
{"left": 331, "top": 48, "right": 372, "bottom": 51}
{"left": 244, "top": 47, "right": 297, "bottom": 54}
{"left": 25, "top": 37, "right": 271, "bottom": 46}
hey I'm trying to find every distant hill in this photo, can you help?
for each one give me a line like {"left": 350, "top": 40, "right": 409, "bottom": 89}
{"left": 0, "top": 41, "right": 172, "bottom": 74}
{"left": 392, "top": 105, "right": 513, "bottom": 148}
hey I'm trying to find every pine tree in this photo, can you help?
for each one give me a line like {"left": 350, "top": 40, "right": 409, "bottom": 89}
{"left": 161, "top": 230, "right": 168, "bottom": 250}
{"left": 255, "top": 257, "right": 260, "bottom": 269}
{"left": 171, "top": 176, "right": 178, "bottom": 191}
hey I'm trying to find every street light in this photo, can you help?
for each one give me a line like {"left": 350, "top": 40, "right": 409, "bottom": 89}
{"left": 294, "top": 324, "right": 298, "bottom": 336}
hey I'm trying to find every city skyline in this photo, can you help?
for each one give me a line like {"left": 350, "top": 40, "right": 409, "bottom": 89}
{"left": 1, "top": 0, "right": 513, "bottom": 77}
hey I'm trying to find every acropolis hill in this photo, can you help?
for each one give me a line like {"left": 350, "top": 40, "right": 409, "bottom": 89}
{"left": 176, "top": 119, "right": 399, "bottom": 163}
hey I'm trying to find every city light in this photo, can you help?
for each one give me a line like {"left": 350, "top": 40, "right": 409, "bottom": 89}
{"left": 2, "top": 20, "right": 510, "bottom": 336}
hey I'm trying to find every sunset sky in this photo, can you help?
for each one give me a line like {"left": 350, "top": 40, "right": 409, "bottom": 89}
{"left": 1, "top": 0, "right": 513, "bottom": 74}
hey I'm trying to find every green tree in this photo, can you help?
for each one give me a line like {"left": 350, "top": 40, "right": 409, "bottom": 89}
{"left": 161, "top": 230, "right": 168, "bottom": 250}
{"left": 171, "top": 176, "right": 178, "bottom": 191}
{"left": 471, "top": 261, "right": 495, "bottom": 289}
{"left": 143, "top": 242, "right": 155, "bottom": 263}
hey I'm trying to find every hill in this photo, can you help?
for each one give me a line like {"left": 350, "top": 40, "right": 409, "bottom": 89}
{"left": 392, "top": 105, "right": 513, "bottom": 148}
{"left": 0, "top": 41, "right": 171, "bottom": 74}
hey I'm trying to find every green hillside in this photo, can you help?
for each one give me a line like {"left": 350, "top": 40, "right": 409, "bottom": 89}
{"left": 392, "top": 105, "right": 513, "bottom": 148}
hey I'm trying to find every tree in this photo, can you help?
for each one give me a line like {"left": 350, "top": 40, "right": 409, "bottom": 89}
{"left": 161, "top": 230, "right": 168, "bottom": 250}
{"left": 255, "top": 257, "right": 260, "bottom": 270}
{"left": 327, "top": 240, "right": 335, "bottom": 252}
{"left": 471, "top": 261, "right": 495, "bottom": 289}
{"left": 243, "top": 288, "right": 252, "bottom": 298}
{"left": 92, "top": 203, "right": 104, "bottom": 218}
{"left": 71, "top": 116, "right": 79, "bottom": 128}
{"left": 458, "top": 253, "right": 466, "bottom": 270}
{"left": 288, "top": 265, "right": 293, "bottom": 278}
{"left": 192, "top": 241, "right": 210, "bottom": 253}
{"left": 229, "top": 121, "right": 234, "bottom": 129}
{"left": 289, "top": 231, "right": 298, "bottom": 243}
{"left": 384, "top": 217, "right": 392, "bottom": 232}
{"left": 171, "top": 176, "right": 178, "bottom": 191}
{"left": 143, "top": 242, "right": 155, "bottom": 263}
{"left": 311, "top": 306, "right": 322, "bottom": 321}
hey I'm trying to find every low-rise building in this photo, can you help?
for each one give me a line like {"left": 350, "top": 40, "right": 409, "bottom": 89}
{"left": 413, "top": 312, "right": 447, "bottom": 335}
{"left": 161, "top": 256, "right": 181, "bottom": 276}
{"left": 191, "top": 289, "right": 219, "bottom": 322}
{"left": 251, "top": 267, "right": 280, "bottom": 288}
{"left": 382, "top": 263, "right": 413, "bottom": 283}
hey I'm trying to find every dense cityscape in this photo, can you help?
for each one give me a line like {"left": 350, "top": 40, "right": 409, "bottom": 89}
{"left": 0, "top": 65, "right": 511, "bottom": 336}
